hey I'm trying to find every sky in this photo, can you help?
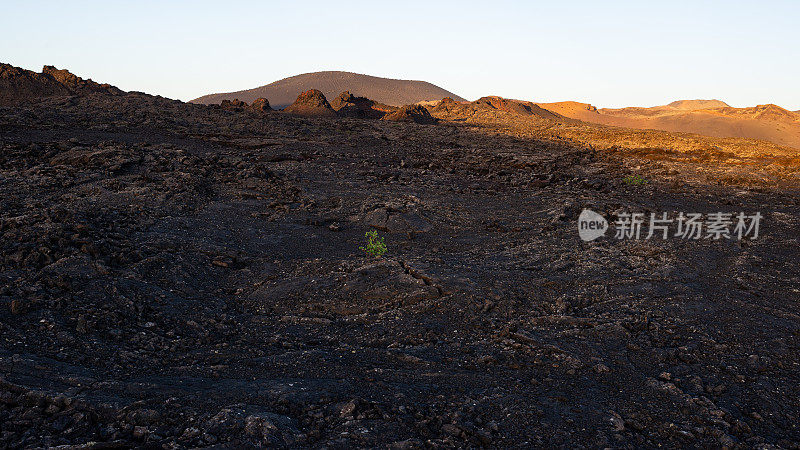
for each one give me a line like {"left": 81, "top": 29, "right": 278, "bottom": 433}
{"left": 2, "top": 0, "right": 798, "bottom": 109}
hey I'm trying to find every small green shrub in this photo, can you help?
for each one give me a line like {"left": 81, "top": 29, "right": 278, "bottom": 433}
{"left": 359, "top": 229, "right": 387, "bottom": 258}
{"left": 623, "top": 174, "right": 648, "bottom": 185}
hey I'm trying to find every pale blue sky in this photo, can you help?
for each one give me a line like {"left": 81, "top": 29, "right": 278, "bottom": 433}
{"left": 2, "top": 1, "right": 797, "bottom": 109}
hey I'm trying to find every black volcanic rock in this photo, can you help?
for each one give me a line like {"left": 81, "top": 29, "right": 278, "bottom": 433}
{"left": 0, "top": 63, "right": 121, "bottom": 106}
{"left": 41, "top": 66, "right": 121, "bottom": 95}
{"left": 283, "top": 89, "right": 336, "bottom": 117}
{"left": 1, "top": 64, "right": 70, "bottom": 106}
{"left": 250, "top": 97, "right": 272, "bottom": 112}
{"left": 381, "top": 104, "right": 437, "bottom": 124}
{"left": 331, "top": 91, "right": 393, "bottom": 119}
{"left": 431, "top": 95, "right": 564, "bottom": 121}
{"left": 3, "top": 64, "right": 800, "bottom": 450}
{"left": 330, "top": 91, "right": 360, "bottom": 115}
{"left": 474, "top": 96, "right": 562, "bottom": 119}
{"left": 219, "top": 97, "right": 272, "bottom": 113}
{"left": 221, "top": 98, "right": 248, "bottom": 111}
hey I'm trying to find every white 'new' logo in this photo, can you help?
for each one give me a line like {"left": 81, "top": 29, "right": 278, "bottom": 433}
{"left": 578, "top": 209, "right": 608, "bottom": 241}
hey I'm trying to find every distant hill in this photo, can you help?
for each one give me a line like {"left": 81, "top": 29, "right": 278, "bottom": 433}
{"left": 537, "top": 99, "right": 800, "bottom": 149}
{"left": 535, "top": 101, "right": 599, "bottom": 119}
{"left": 191, "top": 71, "right": 465, "bottom": 109}
{"left": 666, "top": 99, "right": 730, "bottom": 110}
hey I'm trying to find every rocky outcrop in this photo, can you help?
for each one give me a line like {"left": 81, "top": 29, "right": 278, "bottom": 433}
{"left": 282, "top": 89, "right": 337, "bottom": 117}
{"left": 0, "top": 63, "right": 121, "bottom": 106}
{"left": 330, "top": 91, "right": 356, "bottom": 111}
{"left": 219, "top": 98, "right": 272, "bottom": 113}
{"left": 41, "top": 66, "right": 121, "bottom": 95}
{"left": 430, "top": 97, "right": 462, "bottom": 114}
{"left": 432, "top": 96, "right": 565, "bottom": 122}
{"left": 474, "top": 96, "right": 562, "bottom": 119}
{"left": 331, "top": 91, "right": 395, "bottom": 119}
{"left": 249, "top": 97, "right": 272, "bottom": 112}
{"left": 381, "top": 104, "right": 437, "bottom": 124}
{"left": 220, "top": 98, "right": 248, "bottom": 111}
{"left": 474, "top": 96, "right": 533, "bottom": 115}
{"left": 0, "top": 63, "right": 70, "bottom": 106}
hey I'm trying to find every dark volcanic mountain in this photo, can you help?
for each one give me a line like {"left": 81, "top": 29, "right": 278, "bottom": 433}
{"left": 190, "top": 71, "right": 466, "bottom": 109}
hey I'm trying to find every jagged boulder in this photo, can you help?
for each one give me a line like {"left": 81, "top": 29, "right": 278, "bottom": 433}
{"left": 330, "top": 91, "right": 356, "bottom": 110}
{"left": 221, "top": 98, "right": 248, "bottom": 111}
{"left": 218, "top": 98, "right": 271, "bottom": 113}
{"left": 42, "top": 65, "right": 83, "bottom": 89}
{"left": 283, "top": 89, "right": 336, "bottom": 117}
{"left": 331, "top": 91, "right": 394, "bottom": 119}
{"left": 249, "top": 97, "right": 272, "bottom": 112}
{"left": 381, "top": 104, "right": 437, "bottom": 124}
